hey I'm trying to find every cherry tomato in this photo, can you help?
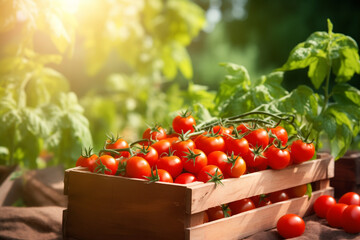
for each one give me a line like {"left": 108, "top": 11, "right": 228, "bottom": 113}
{"left": 225, "top": 137, "right": 249, "bottom": 157}
{"left": 152, "top": 169, "right": 173, "bottom": 183}
{"left": 93, "top": 155, "right": 118, "bottom": 175}
{"left": 341, "top": 205, "right": 360, "bottom": 233}
{"left": 76, "top": 154, "right": 98, "bottom": 172}
{"left": 236, "top": 123, "right": 250, "bottom": 134}
{"left": 245, "top": 128, "right": 269, "bottom": 149}
{"left": 207, "top": 151, "right": 228, "bottom": 173}
{"left": 277, "top": 214, "right": 305, "bottom": 238}
{"left": 224, "top": 155, "right": 246, "bottom": 178}
{"left": 126, "top": 156, "right": 151, "bottom": 179}
{"left": 251, "top": 195, "right": 272, "bottom": 208}
{"left": 105, "top": 138, "right": 130, "bottom": 158}
{"left": 207, "top": 205, "right": 231, "bottom": 221}
{"left": 269, "top": 190, "right": 289, "bottom": 203}
{"left": 268, "top": 126, "right": 288, "bottom": 145}
{"left": 264, "top": 146, "right": 290, "bottom": 170}
{"left": 338, "top": 192, "right": 360, "bottom": 205}
{"left": 197, "top": 165, "right": 224, "bottom": 184}
{"left": 172, "top": 114, "right": 196, "bottom": 134}
{"left": 286, "top": 184, "right": 307, "bottom": 198}
{"left": 212, "top": 125, "right": 233, "bottom": 136}
{"left": 142, "top": 126, "right": 167, "bottom": 141}
{"left": 195, "top": 135, "right": 225, "bottom": 156}
{"left": 290, "top": 140, "right": 315, "bottom": 164}
{"left": 151, "top": 139, "right": 172, "bottom": 157}
{"left": 313, "top": 195, "right": 336, "bottom": 218}
{"left": 135, "top": 145, "right": 158, "bottom": 168}
{"left": 242, "top": 148, "right": 267, "bottom": 168}
{"left": 174, "top": 173, "right": 197, "bottom": 184}
{"left": 326, "top": 203, "right": 348, "bottom": 228}
{"left": 156, "top": 155, "right": 183, "bottom": 178}
{"left": 203, "top": 211, "right": 209, "bottom": 223}
{"left": 172, "top": 139, "right": 196, "bottom": 158}
{"left": 181, "top": 149, "right": 207, "bottom": 174}
{"left": 229, "top": 198, "right": 255, "bottom": 215}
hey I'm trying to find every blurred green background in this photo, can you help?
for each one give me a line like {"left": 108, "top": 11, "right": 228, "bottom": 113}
{"left": 0, "top": 0, "right": 359, "bottom": 168}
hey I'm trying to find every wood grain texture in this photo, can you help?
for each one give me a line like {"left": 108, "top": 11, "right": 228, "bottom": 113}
{"left": 188, "top": 154, "right": 333, "bottom": 214}
{"left": 186, "top": 187, "right": 334, "bottom": 240}
{"left": 65, "top": 170, "right": 191, "bottom": 240}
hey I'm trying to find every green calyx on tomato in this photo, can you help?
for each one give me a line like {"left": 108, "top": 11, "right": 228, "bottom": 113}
{"left": 80, "top": 147, "right": 94, "bottom": 158}
{"left": 183, "top": 147, "right": 201, "bottom": 166}
{"left": 179, "top": 109, "right": 193, "bottom": 118}
{"left": 115, "top": 158, "right": 127, "bottom": 176}
{"left": 226, "top": 152, "right": 241, "bottom": 169}
{"left": 94, "top": 157, "right": 111, "bottom": 174}
{"left": 145, "top": 167, "right": 161, "bottom": 183}
{"left": 206, "top": 168, "right": 224, "bottom": 187}
{"left": 220, "top": 204, "right": 231, "bottom": 218}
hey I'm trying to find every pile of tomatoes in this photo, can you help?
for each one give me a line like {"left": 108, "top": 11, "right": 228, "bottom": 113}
{"left": 76, "top": 111, "right": 316, "bottom": 185}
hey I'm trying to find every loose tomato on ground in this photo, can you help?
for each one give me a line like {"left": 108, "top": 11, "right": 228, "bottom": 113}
{"left": 207, "top": 151, "right": 228, "bottom": 173}
{"left": 313, "top": 195, "right": 336, "bottom": 218}
{"left": 268, "top": 126, "right": 288, "bottom": 145}
{"left": 135, "top": 145, "right": 158, "bottom": 168}
{"left": 229, "top": 198, "right": 255, "bottom": 215}
{"left": 269, "top": 190, "right": 289, "bottom": 203}
{"left": 172, "top": 112, "right": 196, "bottom": 134}
{"left": 146, "top": 169, "right": 173, "bottom": 183}
{"left": 126, "top": 156, "right": 151, "bottom": 179}
{"left": 244, "top": 128, "right": 269, "bottom": 149}
{"left": 338, "top": 192, "right": 360, "bottom": 205}
{"left": 197, "top": 165, "right": 224, "bottom": 185}
{"left": 225, "top": 137, "right": 249, "bottom": 157}
{"left": 142, "top": 125, "right": 167, "bottom": 141}
{"left": 93, "top": 155, "right": 118, "bottom": 175}
{"left": 195, "top": 134, "right": 225, "bottom": 156}
{"left": 172, "top": 138, "right": 196, "bottom": 158}
{"left": 174, "top": 173, "right": 197, "bottom": 184}
{"left": 290, "top": 140, "right": 315, "bottom": 164}
{"left": 224, "top": 154, "right": 246, "bottom": 178}
{"left": 207, "top": 205, "right": 231, "bottom": 221}
{"left": 181, "top": 149, "right": 207, "bottom": 174}
{"left": 151, "top": 139, "right": 172, "bottom": 157}
{"left": 286, "top": 184, "right": 308, "bottom": 198}
{"left": 105, "top": 137, "right": 130, "bottom": 158}
{"left": 277, "top": 214, "right": 305, "bottom": 238}
{"left": 156, "top": 155, "right": 183, "bottom": 179}
{"left": 265, "top": 145, "right": 290, "bottom": 170}
{"left": 326, "top": 203, "right": 348, "bottom": 228}
{"left": 341, "top": 205, "right": 360, "bottom": 233}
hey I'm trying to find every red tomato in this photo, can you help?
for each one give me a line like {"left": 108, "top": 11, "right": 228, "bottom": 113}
{"left": 207, "top": 205, "right": 231, "bottom": 221}
{"left": 341, "top": 205, "right": 360, "bottom": 233}
{"left": 181, "top": 149, "right": 207, "bottom": 174}
{"left": 245, "top": 128, "right": 269, "bottom": 149}
{"left": 224, "top": 155, "right": 246, "bottom": 178}
{"left": 151, "top": 139, "right": 172, "bottom": 157}
{"left": 105, "top": 138, "right": 130, "bottom": 158}
{"left": 242, "top": 148, "right": 267, "bottom": 168}
{"left": 203, "top": 211, "right": 209, "bottom": 223}
{"left": 326, "top": 203, "right": 348, "bottom": 228}
{"left": 268, "top": 126, "right": 288, "bottom": 145}
{"left": 236, "top": 123, "right": 250, "bottom": 134}
{"left": 225, "top": 137, "right": 249, "bottom": 157}
{"left": 269, "top": 190, "right": 289, "bottom": 203}
{"left": 212, "top": 125, "right": 233, "bottom": 136}
{"left": 172, "top": 114, "right": 196, "bottom": 134}
{"left": 290, "top": 140, "right": 315, "bottom": 164}
{"left": 172, "top": 139, "right": 196, "bottom": 158}
{"left": 195, "top": 135, "right": 225, "bottom": 156}
{"left": 207, "top": 151, "right": 228, "bottom": 173}
{"left": 156, "top": 155, "right": 183, "bottom": 178}
{"left": 135, "top": 145, "right": 158, "bottom": 168}
{"left": 126, "top": 156, "right": 151, "bottom": 179}
{"left": 338, "top": 192, "right": 360, "bottom": 205}
{"left": 93, "top": 155, "right": 118, "bottom": 175}
{"left": 148, "top": 169, "right": 173, "bottom": 183}
{"left": 286, "top": 184, "right": 307, "bottom": 198}
{"left": 76, "top": 154, "right": 98, "bottom": 172}
{"left": 142, "top": 126, "right": 167, "bottom": 141}
{"left": 277, "top": 214, "right": 305, "bottom": 238}
{"left": 313, "top": 195, "right": 336, "bottom": 218}
{"left": 251, "top": 195, "right": 272, "bottom": 208}
{"left": 197, "top": 165, "right": 224, "bottom": 184}
{"left": 174, "top": 173, "right": 197, "bottom": 184}
{"left": 264, "top": 146, "right": 290, "bottom": 170}
{"left": 229, "top": 198, "right": 255, "bottom": 215}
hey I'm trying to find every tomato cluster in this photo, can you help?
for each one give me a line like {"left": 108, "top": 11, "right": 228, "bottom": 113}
{"left": 76, "top": 112, "right": 316, "bottom": 186}
{"left": 314, "top": 192, "right": 360, "bottom": 234}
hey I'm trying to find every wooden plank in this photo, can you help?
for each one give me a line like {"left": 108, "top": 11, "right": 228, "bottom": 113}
{"left": 186, "top": 187, "right": 333, "bottom": 240}
{"left": 313, "top": 179, "right": 330, "bottom": 191}
{"left": 188, "top": 154, "right": 333, "bottom": 214}
{"left": 65, "top": 170, "right": 189, "bottom": 240}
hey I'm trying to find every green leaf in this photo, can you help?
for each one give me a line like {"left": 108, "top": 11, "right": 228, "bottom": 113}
{"left": 308, "top": 58, "right": 328, "bottom": 89}
{"left": 332, "top": 83, "right": 360, "bottom": 106}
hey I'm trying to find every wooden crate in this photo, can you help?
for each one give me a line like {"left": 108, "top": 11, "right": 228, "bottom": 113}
{"left": 62, "top": 153, "right": 334, "bottom": 240}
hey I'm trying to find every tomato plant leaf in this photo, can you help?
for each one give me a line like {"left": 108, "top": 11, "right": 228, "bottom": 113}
{"left": 332, "top": 83, "right": 360, "bottom": 106}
